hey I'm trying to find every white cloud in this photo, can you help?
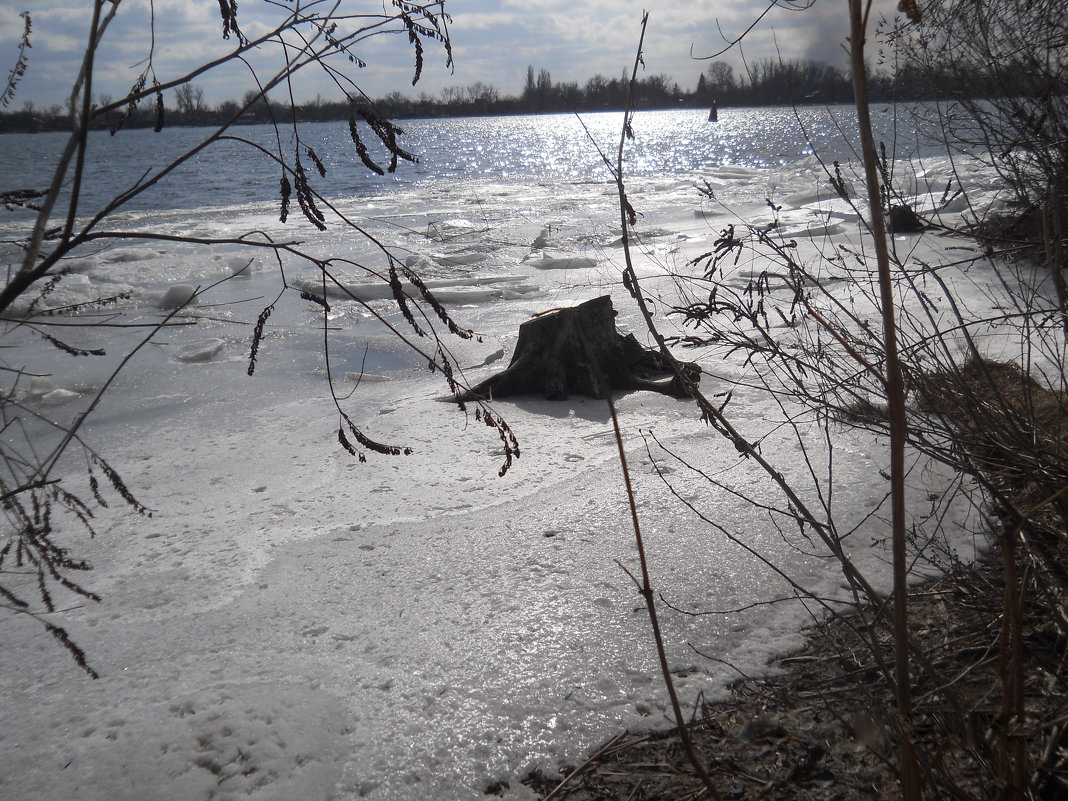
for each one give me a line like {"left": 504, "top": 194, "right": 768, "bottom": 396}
{"left": 5, "top": 1, "right": 855, "bottom": 108}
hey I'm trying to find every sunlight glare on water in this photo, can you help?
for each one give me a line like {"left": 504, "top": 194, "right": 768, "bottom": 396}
{"left": 408, "top": 108, "right": 844, "bottom": 180}
{"left": 0, "top": 105, "right": 932, "bottom": 221}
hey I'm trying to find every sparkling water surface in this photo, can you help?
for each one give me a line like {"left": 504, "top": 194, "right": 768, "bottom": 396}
{"left": 0, "top": 105, "right": 934, "bottom": 216}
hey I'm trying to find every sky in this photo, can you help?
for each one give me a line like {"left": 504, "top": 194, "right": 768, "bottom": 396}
{"left": 0, "top": 0, "right": 858, "bottom": 110}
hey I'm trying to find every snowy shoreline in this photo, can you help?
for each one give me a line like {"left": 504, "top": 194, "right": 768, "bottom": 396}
{"left": 1, "top": 149, "right": 1008, "bottom": 799}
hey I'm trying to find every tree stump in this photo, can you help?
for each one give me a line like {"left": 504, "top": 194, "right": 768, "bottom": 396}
{"left": 888, "top": 204, "right": 926, "bottom": 233}
{"left": 455, "top": 295, "right": 699, "bottom": 402}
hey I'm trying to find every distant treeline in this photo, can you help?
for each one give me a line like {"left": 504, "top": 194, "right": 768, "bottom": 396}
{"left": 0, "top": 58, "right": 1026, "bottom": 134}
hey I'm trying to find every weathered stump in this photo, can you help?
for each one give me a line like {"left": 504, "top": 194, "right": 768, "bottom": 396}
{"left": 888, "top": 204, "right": 926, "bottom": 233}
{"left": 455, "top": 295, "right": 699, "bottom": 402}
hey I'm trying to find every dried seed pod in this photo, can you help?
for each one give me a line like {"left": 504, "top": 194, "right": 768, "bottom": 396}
{"left": 91, "top": 454, "right": 151, "bottom": 516}
{"left": 399, "top": 263, "right": 472, "bottom": 339}
{"left": 349, "top": 117, "right": 385, "bottom": 175}
{"left": 338, "top": 426, "right": 358, "bottom": 457}
{"left": 279, "top": 174, "right": 291, "bottom": 223}
{"left": 293, "top": 157, "right": 326, "bottom": 230}
{"left": 1, "top": 12, "right": 31, "bottom": 110}
{"left": 299, "top": 290, "right": 329, "bottom": 311}
{"left": 248, "top": 304, "right": 273, "bottom": 375}
{"left": 348, "top": 420, "right": 412, "bottom": 456}
{"left": 217, "top": 0, "right": 241, "bottom": 41}
{"left": 389, "top": 260, "right": 424, "bottom": 337}
{"left": 153, "top": 84, "right": 165, "bottom": 132}
{"left": 40, "top": 332, "right": 105, "bottom": 357}
{"left": 306, "top": 146, "right": 327, "bottom": 178}
{"left": 110, "top": 73, "right": 146, "bottom": 135}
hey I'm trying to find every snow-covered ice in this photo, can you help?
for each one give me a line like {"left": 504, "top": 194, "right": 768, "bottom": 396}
{"left": 0, "top": 116, "right": 1029, "bottom": 800}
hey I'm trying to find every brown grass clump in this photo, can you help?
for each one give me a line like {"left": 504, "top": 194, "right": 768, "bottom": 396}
{"left": 915, "top": 356, "right": 1068, "bottom": 535}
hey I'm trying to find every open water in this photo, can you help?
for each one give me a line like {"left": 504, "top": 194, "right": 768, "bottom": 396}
{"left": 1, "top": 105, "right": 942, "bottom": 216}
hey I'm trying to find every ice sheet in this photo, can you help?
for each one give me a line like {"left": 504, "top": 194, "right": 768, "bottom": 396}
{"left": 0, "top": 144, "right": 1010, "bottom": 800}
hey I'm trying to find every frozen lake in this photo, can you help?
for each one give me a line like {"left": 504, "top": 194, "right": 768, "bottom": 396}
{"left": 1, "top": 108, "right": 1007, "bottom": 799}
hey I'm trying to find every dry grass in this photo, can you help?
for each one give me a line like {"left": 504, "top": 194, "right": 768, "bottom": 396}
{"left": 916, "top": 357, "right": 1067, "bottom": 512}
{"left": 517, "top": 550, "right": 1068, "bottom": 800}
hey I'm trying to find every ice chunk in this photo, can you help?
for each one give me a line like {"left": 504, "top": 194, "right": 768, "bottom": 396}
{"left": 104, "top": 248, "right": 158, "bottom": 263}
{"left": 40, "top": 388, "right": 81, "bottom": 406}
{"left": 177, "top": 339, "right": 225, "bottom": 363}
{"left": 291, "top": 274, "right": 532, "bottom": 304}
{"left": 404, "top": 254, "right": 434, "bottom": 270}
{"left": 426, "top": 218, "right": 478, "bottom": 241}
{"left": 527, "top": 254, "right": 597, "bottom": 271}
{"left": 157, "top": 284, "right": 199, "bottom": 309}
{"left": 228, "top": 257, "right": 256, "bottom": 277}
{"left": 433, "top": 251, "right": 485, "bottom": 266}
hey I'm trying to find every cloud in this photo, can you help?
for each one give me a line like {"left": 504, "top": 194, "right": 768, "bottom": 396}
{"left": 6, "top": 1, "right": 856, "bottom": 109}
{"left": 799, "top": 0, "right": 851, "bottom": 64}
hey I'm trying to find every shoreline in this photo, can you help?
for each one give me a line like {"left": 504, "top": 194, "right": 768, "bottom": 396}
{"left": 519, "top": 546, "right": 1066, "bottom": 799}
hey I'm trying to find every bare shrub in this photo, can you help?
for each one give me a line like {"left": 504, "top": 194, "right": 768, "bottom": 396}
{"left": 0, "top": 1, "right": 516, "bottom": 673}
